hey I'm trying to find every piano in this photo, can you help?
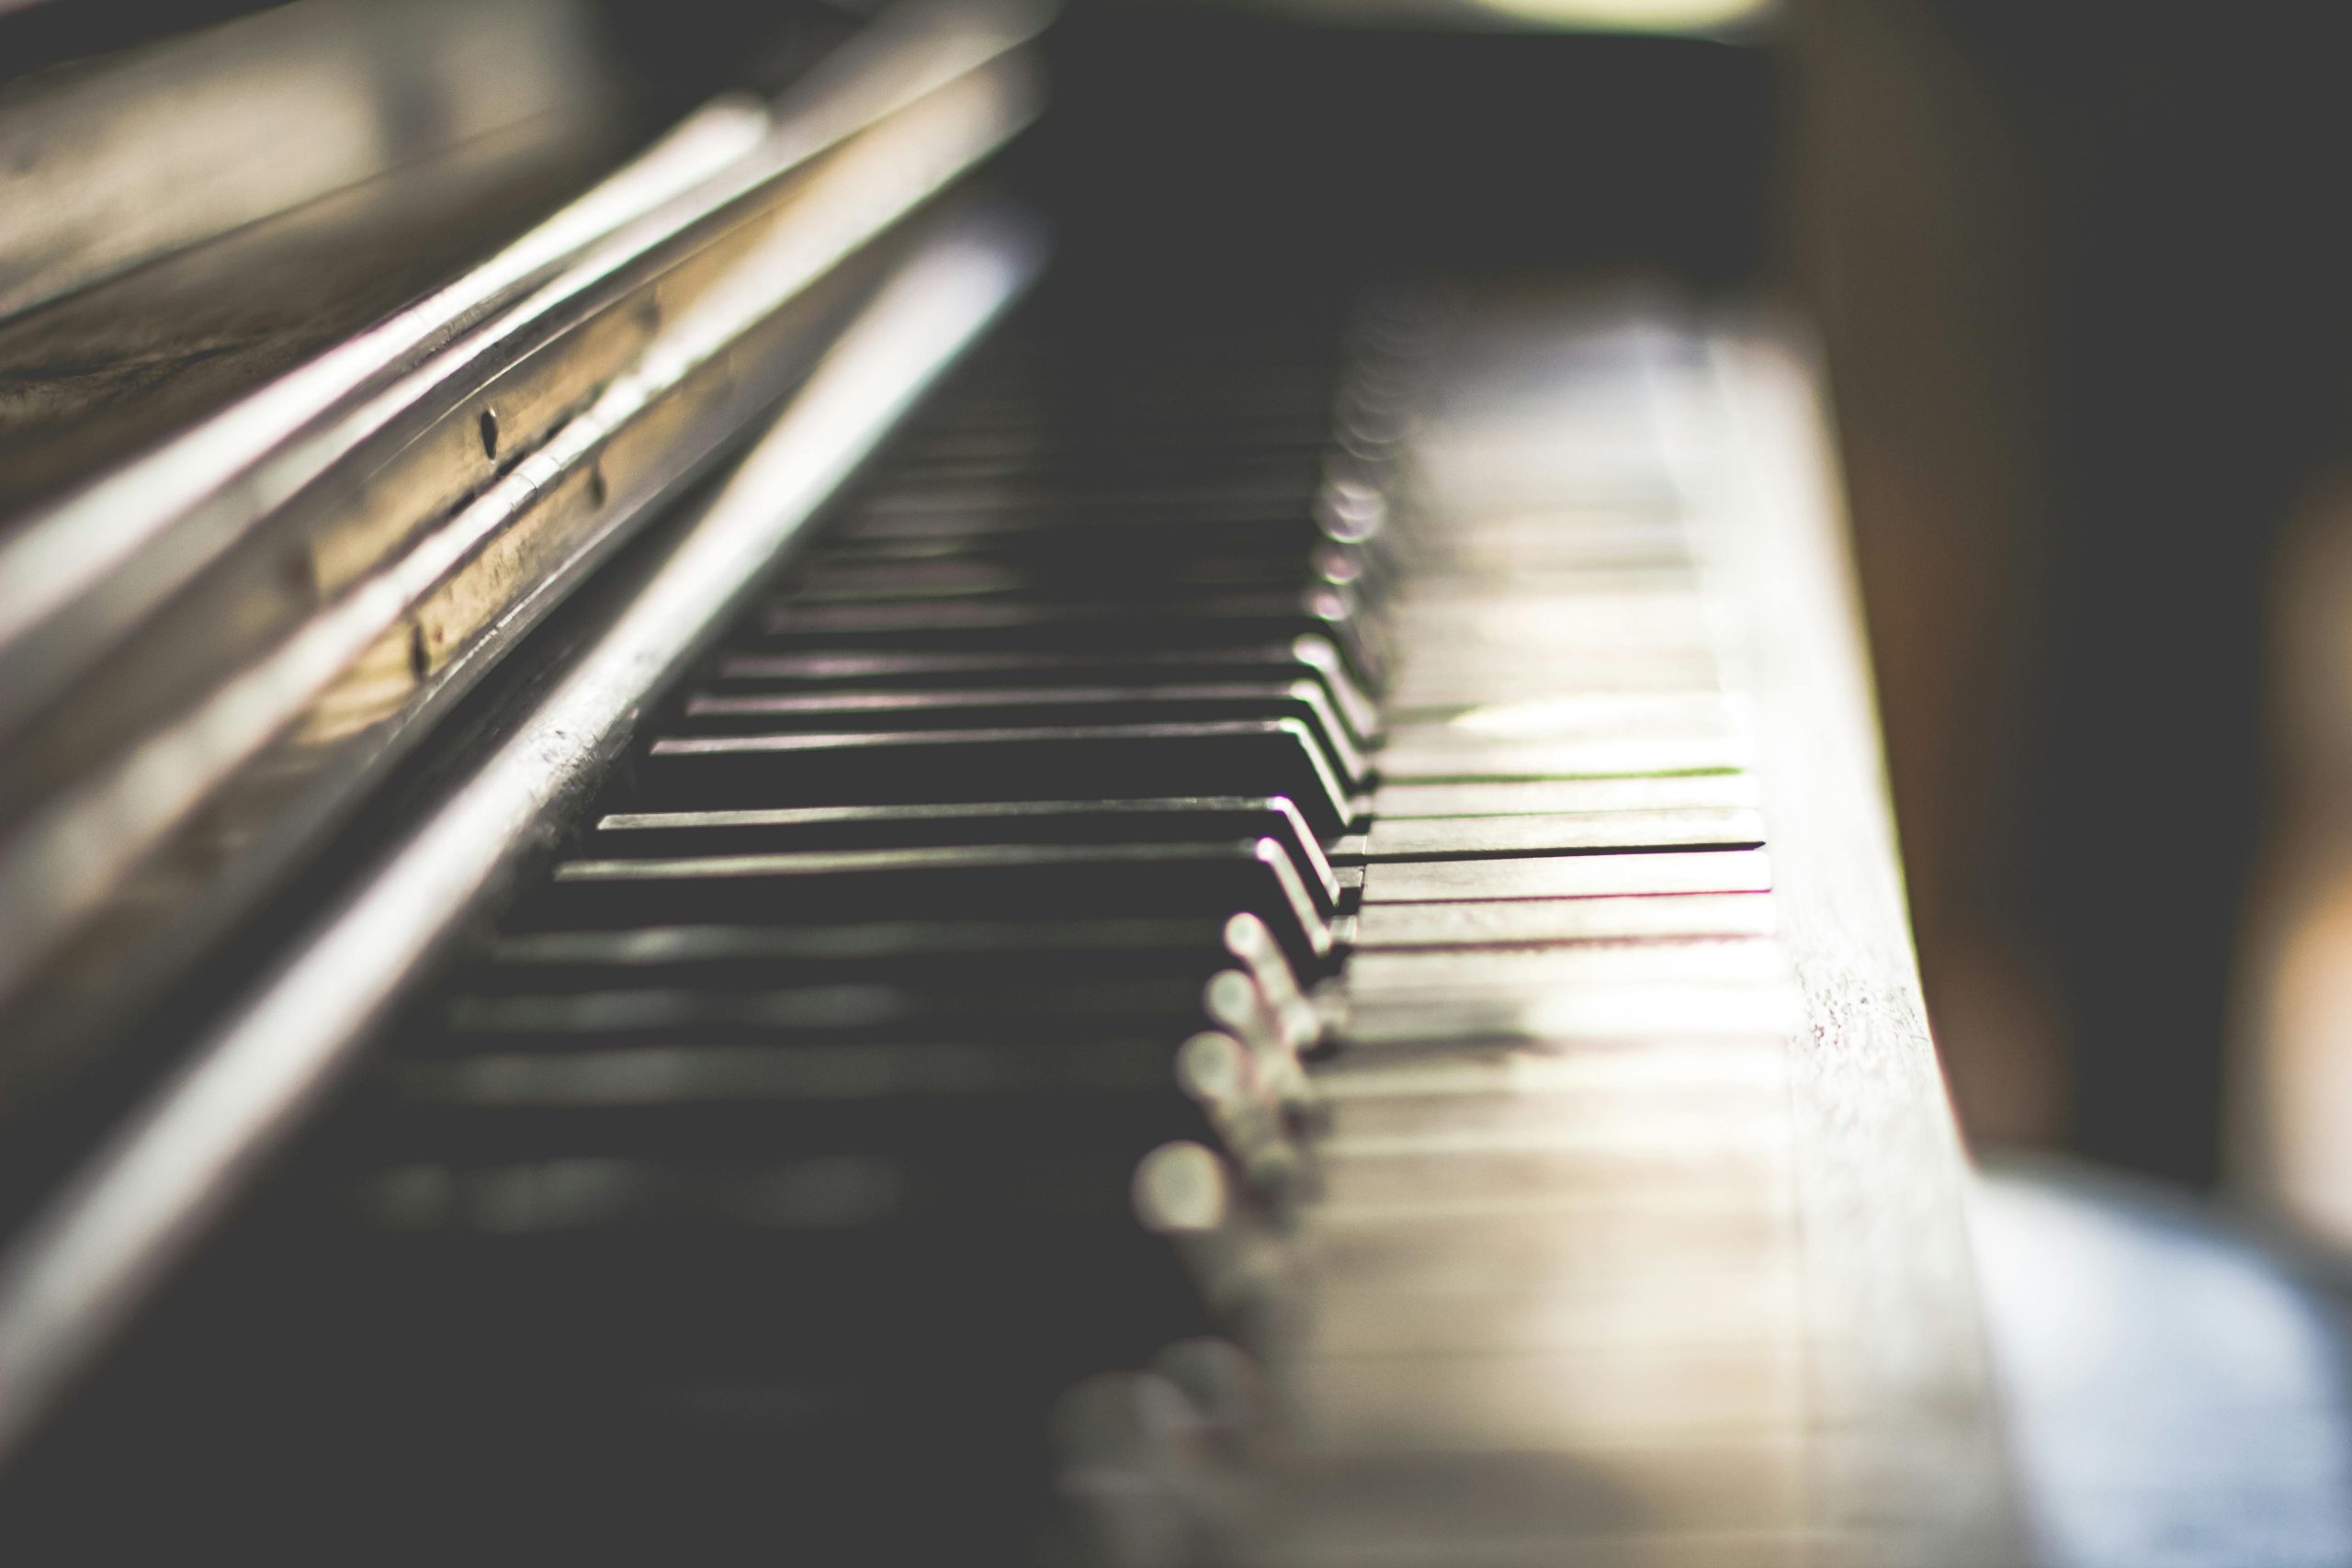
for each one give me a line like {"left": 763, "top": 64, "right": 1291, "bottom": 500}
{"left": 0, "top": 1, "right": 2025, "bottom": 1561}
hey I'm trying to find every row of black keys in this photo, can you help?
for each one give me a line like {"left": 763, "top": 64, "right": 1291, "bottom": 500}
{"left": 357, "top": 309, "right": 1408, "bottom": 1327}
{"left": 88, "top": 302, "right": 1424, "bottom": 1560}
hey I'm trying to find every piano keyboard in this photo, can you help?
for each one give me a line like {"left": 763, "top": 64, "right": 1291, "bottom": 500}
{"left": 0, "top": 279, "right": 2021, "bottom": 1564}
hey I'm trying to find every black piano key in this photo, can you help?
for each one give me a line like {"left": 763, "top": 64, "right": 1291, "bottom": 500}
{"left": 418, "top": 964, "right": 1301, "bottom": 1065}
{"left": 889, "top": 417, "right": 1338, "bottom": 461}
{"left": 635, "top": 720, "right": 1362, "bottom": 840}
{"left": 786, "top": 538, "right": 1384, "bottom": 604}
{"left": 749, "top": 589, "right": 1388, "bottom": 691}
{"left": 705, "top": 637, "right": 1382, "bottom": 740}
{"left": 585, "top": 796, "right": 1340, "bottom": 912}
{"left": 431, "top": 976, "right": 1207, "bottom": 1043}
{"left": 338, "top": 1156, "right": 1270, "bottom": 1383}
{"left": 878, "top": 446, "right": 1325, "bottom": 485}
{"left": 516, "top": 837, "right": 1339, "bottom": 974}
{"left": 673, "top": 683, "right": 1371, "bottom": 787}
{"left": 811, "top": 514, "right": 1333, "bottom": 561}
{"left": 467, "top": 912, "right": 1315, "bottom": 1004}
{"left": 360, "top": 1045, "right": 1270, "bottom": 1170}
{"left": 834, "top": 488, "right": 1388, "bottom": 558}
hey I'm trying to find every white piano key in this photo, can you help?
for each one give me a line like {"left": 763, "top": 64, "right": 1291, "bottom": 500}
{"left": 1347, "top": 810, "right": 1764, "bottom": 862}
{"left": 1275, "top": 1342, "right": 1807, "bottom": 1450}
{"left": 1310, "top": 1129, "right": 1792, "bottom": 1212}
{"left": 1389, "top": 622, "right": 1713, "bottom": 658}
{"left": 1377, "top": 738, "right": 1748, "bottom": 783}
{"left": 1259, "top": 1526, "right": 1827, "bottom": 1568}
{"left": 1335, "top": 981, "right": 1804, "bottom": 1047}
{"left": 1389, "top": 656, "right": 1724, "bottom": 705}
{"left": 1351, "top": 892, "right": 1776, "bottom": 947}
{"left": 1373, "top": 775, "right": 1758, "bottom": 818}
{"left": 1301, "top": 1201, "right": 1795, "bottom": 1292}
{"left": 1393, "top": 692, "right": 1738, "bottom": 739}
{"left": 1298, "top": 1261, "right": 1804, "bottom": 1358}
{"left": 1309, "top": 1036, "right": 1790, "bottom": 1100}
{"left": 1345, "top": 938, "right": 1791, "bottom": 998}
{"left": 1363, "top": 849, "right": 1771, "bottom": 904}
{"left": 1262, "top": 1440, "right": 1813, "bottom": 1558}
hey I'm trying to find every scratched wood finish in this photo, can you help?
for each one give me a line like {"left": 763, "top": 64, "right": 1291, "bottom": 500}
{"left": 1692, "top": 320, "right": 2023, "bottom": 1562}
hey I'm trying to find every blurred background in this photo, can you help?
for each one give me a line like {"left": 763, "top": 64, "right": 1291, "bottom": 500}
{"left": 1791, "top": 13, "right": 2352, "bottom": 1551}
{"left": 1789, "top": 0, "right": 2352, "bottom": 1235}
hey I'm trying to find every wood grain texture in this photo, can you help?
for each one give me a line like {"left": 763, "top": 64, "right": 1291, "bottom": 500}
{"left": 1689, "top": 320, "right": 2027, "bottom": 1562}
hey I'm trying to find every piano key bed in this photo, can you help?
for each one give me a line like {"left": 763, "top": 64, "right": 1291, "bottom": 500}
{"left": 0, "top": 283, "right": 2021, "bottom": 1564}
